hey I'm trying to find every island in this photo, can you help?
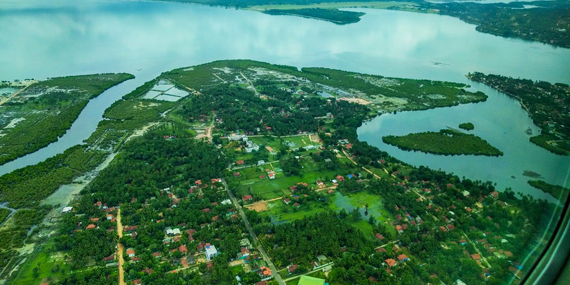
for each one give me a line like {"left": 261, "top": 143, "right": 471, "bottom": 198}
{"left": 0, "top": 73, "right": 134, "bottom": 166}
{"left": 0, "top": 60, "right": 553, "bottom": 285}
{"left": 263, "top": 8, "right": 364, "bottom": 25}
{"left": 383, "top": 129, "right": 503, "bottom": 156}
{"left": 468, "top": 72, "right": 570, "bottom": 156}
{"left": 459, "top": 122, "right": 474, "bottom": 131}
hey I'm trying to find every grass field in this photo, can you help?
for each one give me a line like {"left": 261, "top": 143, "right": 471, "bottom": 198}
{"left": 234, "top": 156, "right": 352, "bottom": 199}
{"left": 10, "top": 242, "right": 72, "bottom": 285}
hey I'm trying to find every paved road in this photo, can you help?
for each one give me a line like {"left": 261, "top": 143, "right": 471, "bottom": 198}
{"left": 224, "top": 181, "right": 285, "bottom": 285}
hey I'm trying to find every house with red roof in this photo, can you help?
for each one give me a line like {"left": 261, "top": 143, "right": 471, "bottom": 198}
{"left": 385, "top": 259, "right": 397, "bottom": 267}
{"left": 287, "top": 264, "right": 299, "bottom": 274}
{"left": 242, "top": 195, "right": 253, "bottom": 202}
{"left": 396, "top": 225, "right": 403, "bottom": 234}
{"left": 126, "top": 248, "right": 136, "bottom": 258}
{"left": 397, "top": 254, "right": 409, "bottom": 262}
{"left": 471, "top": 254, "right": 482, "bottom": 261}
{"left": 375, "top": 233, "right": 384, "bottom": 240}
{"left": 179, "top": 245, "right": 188, "bottom": 254}
{"left": 86, "top": 224, "right": 96, "bottom": 230}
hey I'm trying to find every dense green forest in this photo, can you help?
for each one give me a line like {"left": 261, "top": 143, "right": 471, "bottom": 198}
{"left": 468, "top": 72, "right": 570, "bottom": 155}
{"left": 0, "top": 73, "right": 133, "bottom": 165}
{"left": 0, "top": 209, "right": 9, "bottom": 225}
{"left": 263, "top": 8, "right": 364, "bottom": 24}
{"left": 383, "top": 129, "right": 503, "bottom": 156}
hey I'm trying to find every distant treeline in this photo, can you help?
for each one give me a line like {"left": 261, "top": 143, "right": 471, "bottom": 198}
{"left": 418, "top": 1, "right": 570, "bottom": 49}
{"left": 263, "top": 8, "right": 364, "bottom": 24}
{"left": 160, "top": 0, "right": 392, "bottom": 8}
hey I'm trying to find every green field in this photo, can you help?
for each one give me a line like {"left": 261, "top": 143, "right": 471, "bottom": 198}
{"left": 10, "top": 241, "right": 74, "bottom": 285}
{"left": 234, "top": 161, "right": 342, "bottom": 200}
{"left": 261, "top": 190, "right": 393, "bottom": 238}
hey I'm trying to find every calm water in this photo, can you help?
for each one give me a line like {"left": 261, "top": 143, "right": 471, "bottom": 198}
{"left": 0, "top": 0, "right": 569, "bottom": 199}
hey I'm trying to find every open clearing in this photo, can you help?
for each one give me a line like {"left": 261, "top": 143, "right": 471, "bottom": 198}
{"left": 245, "top": 200, "right": 269, "bottom": 212}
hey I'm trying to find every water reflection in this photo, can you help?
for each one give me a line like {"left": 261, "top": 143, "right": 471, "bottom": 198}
{"left": 0, "top": 0, "right": 569, "bottom": 85}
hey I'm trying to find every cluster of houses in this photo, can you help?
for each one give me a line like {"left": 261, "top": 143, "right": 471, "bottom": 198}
{"left": 384, "top": 254, "right": 409, "bottom": 269}
{"left": 227, "top": 134, "right": 260, "bottom": 153}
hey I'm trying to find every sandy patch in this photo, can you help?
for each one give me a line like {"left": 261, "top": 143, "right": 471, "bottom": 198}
{"left": 376, "top": 95, "right": 408, "bottom": 105}
{"left": 212, "top": 67, "right": 233, "bottom": 74}
{"left": 134, "top": 102, "right": 159, "bottom": 109}
{"left": 125, "top": 122, "right": 159, "bottom": 143}
{"left": 3, "top": 118, "right": 25, "bottom": 129}
{"left": 338, "top": 98, "right": 372, "bottom": 105}
{"left": 309, "top": 134, "right": 321, "bottom": 143}
{"left": 245, "top": 201, "right": 268, "bottom": 212}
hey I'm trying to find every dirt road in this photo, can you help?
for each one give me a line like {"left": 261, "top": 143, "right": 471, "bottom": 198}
{"left": 116, "top": 209, "right": 126, "bottom": 285}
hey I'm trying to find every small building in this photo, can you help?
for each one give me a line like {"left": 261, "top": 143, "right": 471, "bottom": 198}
{"left": 288, "top": 264, "right": 299, "bottom": 274}
{"left": 397, "top": 254, "right": 409, "bottom": 262}
{"left": 268, "top": 171, "right": 276, "bottom": 179}
{"left": 396, "top": 225, "right": 403, "bottom": 234}
{"left": 385, "top": 259, "right": 397, "bottom": 267}
{"left": 471, "top": 254, "right": 482, "bottom": 261}
{"left": 166, "top": 228, "right": 181, "bottom": 236}
{"left": 62, "top": 206, "right": 73, "bottom": 213}
{"left": 242, "top": 195, "right": 253, "bottom": 202}
{"left": 206, "top": 244, "right": 218, "bottom": 260}
{"left": 127, "top": 248, "right": 135, "bottom": 258}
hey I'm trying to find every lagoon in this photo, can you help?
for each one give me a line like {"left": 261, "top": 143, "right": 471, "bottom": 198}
{"left": 0, "top": 0, "right": 569, "bottom": 199}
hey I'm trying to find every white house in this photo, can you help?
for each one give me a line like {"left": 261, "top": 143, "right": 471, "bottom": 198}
{"left": 206, "top": 244, "right": 219, "bottom": 261}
